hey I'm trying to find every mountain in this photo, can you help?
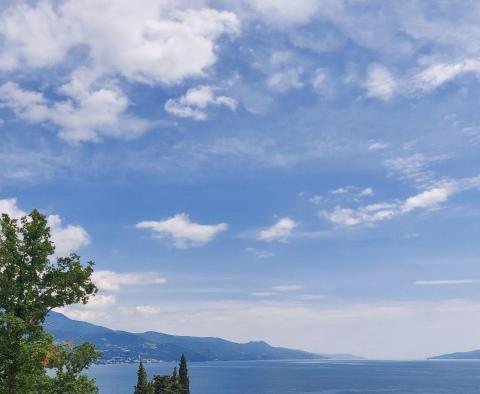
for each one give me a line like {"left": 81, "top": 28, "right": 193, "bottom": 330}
{"left": 45, "top": 312, "right": 345, "bottom": 363}
{"left": 429, "top": 350, "right": 480, "bottom": 360}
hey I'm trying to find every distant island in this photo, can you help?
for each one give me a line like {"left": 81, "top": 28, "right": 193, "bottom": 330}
{"left": 429, "top": 349, "right": 480, "bottom": 360}
{"left": 45, "top": 312, "right": 362, "bottom": 363}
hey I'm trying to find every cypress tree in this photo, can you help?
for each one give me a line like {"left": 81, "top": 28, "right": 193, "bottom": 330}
{"left": 152, "top": 375, "right": 172, "bottom": 394}
{"left": 178, "top": 354, "right": 190, "bottom": 394}
{"left": 171, "top": 366, "right": 180, "bottom": 393}
{"left": 134, "top": 361, "right": 150, "bottom": 394}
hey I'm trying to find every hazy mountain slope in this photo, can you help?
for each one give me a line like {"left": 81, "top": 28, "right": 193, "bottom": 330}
{"left": 429, "top": 350, "right": 480, "bottom": 360}
{"left": 45, "top": 312, "right": 330, "bottom": 362}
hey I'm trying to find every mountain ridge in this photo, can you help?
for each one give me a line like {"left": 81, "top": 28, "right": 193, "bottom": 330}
{"left": 429, "top": 349, "right": 480, "bottom": 360}
{"left": 45, "top": 312, "right": 361, "bottom": 363}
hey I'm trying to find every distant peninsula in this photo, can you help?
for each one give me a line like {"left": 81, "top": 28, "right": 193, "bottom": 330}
{"left": 45, "top": 312, "right": 361, "bottom": 363}
{"left": 429, "top": 350, "right": 480, "bottom": 360}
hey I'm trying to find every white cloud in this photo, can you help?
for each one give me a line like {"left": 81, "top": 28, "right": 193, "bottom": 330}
{"left": 93, "top": 270, "right": 167, "bottom": 292}
{"left": 47, "top": 215, "right": 90, "bottom": 257}
{"left": 384, "top": 153, "right": 446, "bottom": 188}
{"left": 0, "top": 1, "right": 79, "bottom": 70}
{"left": 363, "top": 59, "right": 480, "bottom": 100}
{"left": 245, "top": 247, "right": 274, "bottom": 259}
{"left": 368, "top": 142, "right": 389, "bottom": 151}
{"left": 0, "top": 81, "right": 151, "bottom": 143}
{"left": 311, "top": 68, "right": 329, "bottom": 91}
{"left": 165, "top": 85, "right": 237, "bottom": 120}
{"left": 0, "top": 1, "right": 239, "bottom": 142}
{"left": 330, "top": 187, "right": 348, "bottom": 195}
{"left": 413, "top": 59, "right": 480, "bottom": 92}
{"left": 247, "top": 0, "right": 319, "bottom": 26}
{"left": 258, "top": 217, "right": 296, "bottom": 242}
{"left": 84, "top": 294, "right": 117, "bottom": 309}
{"left": 310, "top": 68, "right": 335, "bottom": 98}
{"left": 262, "top": 51, "right": 305, "bottom": 94}
{"left": 249, "top": 292, "right": 276, "bottom": 297}
{"left": 402, "top": 187, "right": 450, "bottom": 212}
{"left": 324, "top": 203, "right": 397, "bottom": 227}
{"left": 272, "top": 284, "right": 303, "bottom": 292}
{"left": 296, "top": 294, "right": 325, "bottom": 301}
{"left": 304, "top": 2, "right": 480, "bottom": 97}
{"left": 324, "top": 185, "right": 454, "bottom": 227}
{"left": 0, "top": 198, "right": 89, "bottom": 255}
{"left": 415, "top": 279, "right": 480, "bottom": 286}
{"left": 0, "top": 198, "right": 25, "bottom": 218}
{"left": 135, "top": 305, "right": 161, "bottom": 315}
{"left": 266, "top": 67, "right": 304, "bottom": 92}
{"left": 364, "top": 64, "right": 398, "bottom": 100}
{"left": 0, "top": 1, "right": 239, "bottom": 84}
{"left": 136, "top": 213, "right": 227, "bottom": 248}
{"left": 309, "top": 195, "right": 323, "bottom": 204}
{"left": 60, "top": 270, "right": 166, "bottom": 320}
{"left": 360, "top": 187, "right": 374, "bottom": 197}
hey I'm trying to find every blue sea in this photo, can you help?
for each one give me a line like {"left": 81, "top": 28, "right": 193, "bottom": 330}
{"left": 88, "top": 360, "right": 480, "bottom": 393}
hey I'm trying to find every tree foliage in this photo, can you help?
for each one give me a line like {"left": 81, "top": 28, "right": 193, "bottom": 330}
{"left": 0, "top": 209, "right": 99, "bottom": 393}
{"left": 134, "top": 361, "right": 153, "bottom": 394}
{"left": 147, "top": 354, "right": 190, "bottom": 394}
{"left": 178, "top": 354, "right": 189, "bottom": 394}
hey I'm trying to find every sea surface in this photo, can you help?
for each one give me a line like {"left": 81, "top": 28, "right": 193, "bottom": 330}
{"left": 87, "top": 359, "right": 480, "bottom": 393}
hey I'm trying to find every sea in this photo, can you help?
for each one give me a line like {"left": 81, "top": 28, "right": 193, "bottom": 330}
{"left": 88, "top": 359, "right": 480, "bottom": 393}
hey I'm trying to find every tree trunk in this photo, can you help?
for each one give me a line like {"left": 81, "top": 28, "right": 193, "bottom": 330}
{"left": 5, "top": 333, "right": 20, "bottom": 394}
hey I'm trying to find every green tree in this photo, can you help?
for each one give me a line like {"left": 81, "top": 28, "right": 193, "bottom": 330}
{"left": 47, "top": 342, "right": 101, "bottom": 394}
{"left": 171, "top": 366, "right": 180, "bottom": 392}
{"left": 0, "top": 209, "right": 99, "bottom": 393}
{"left": 150, "top": 357, "right": 190, "bottom": 394}
{"left": 178, "top": 354, "right": 190, "bottom": 394}
{"left": 134, "top": 361, "right": 153, "bottom": 394}
{"left": 152, "top": 374, "right": 173, "bottom": 394}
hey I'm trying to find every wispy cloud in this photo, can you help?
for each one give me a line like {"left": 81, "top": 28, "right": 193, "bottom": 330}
{"left": 415, "top": 279, "right": 480, "bottom": 286}
{"left": 321, "top": 170, "right": 480, "bottom": 228}
{"left": 250, "top": 292, "right": 276, "bottom": 297}
{"left": 364, "top": 64, "right": 398, "bottom": 100}
{"left": 330, "top": 187, "right": 349, "bottom": 195}
{"left": 362, "top": 59, "right": 480, "bottom": 101}
{"left": 165, "top": 85, "right": 237, "bottom": 120}
{"left": 272, "top": 284, "right": 303, "bottom": 292}
{"left": 384, "top": 153, "right": 448, "bottom": 188}
{"left": 368, "top": 142, "right": 389, "bottom": 151}
{"left": 267, "top": 67, "right": 304, "bottom": 92}
{"left": 258, "top": 217, "right": 297, "bottom": 242}
{"left": 323, "top": 184, "right": 452, "bottom": 227}
{"left": 93, "top": 270, "right": 167, "bottom": 292}
{"left": 245, "top": 247, "right": 275, "bottom": 259}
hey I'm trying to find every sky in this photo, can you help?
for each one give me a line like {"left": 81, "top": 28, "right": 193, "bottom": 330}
{"left": 1, "top": 0, "right": 480, "bottom": 360}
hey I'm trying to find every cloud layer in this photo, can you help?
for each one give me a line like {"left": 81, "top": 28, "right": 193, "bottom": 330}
{"left": 0, "top": 0, "right": 239, "bottom": 142}
{"left": 93, "top": 270, "right": 167, "bottom": 292}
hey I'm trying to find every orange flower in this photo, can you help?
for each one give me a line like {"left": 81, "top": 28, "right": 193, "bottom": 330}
{"left": 66, "top": 341, "right": 73, "bottom": 349}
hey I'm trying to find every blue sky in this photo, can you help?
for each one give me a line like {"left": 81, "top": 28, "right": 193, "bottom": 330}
{"left": 1, "top": 0, "right": 480, "bottom": 359}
